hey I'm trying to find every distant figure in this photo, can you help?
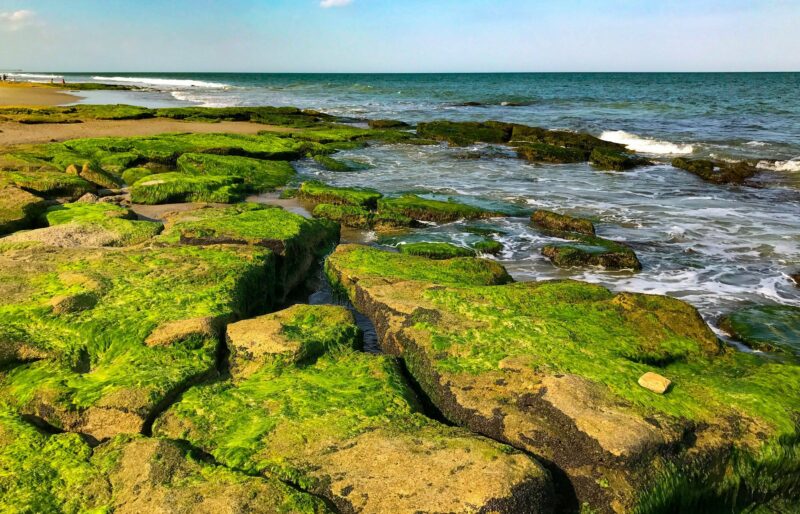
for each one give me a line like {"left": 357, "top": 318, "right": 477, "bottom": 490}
{"left": 1, "top": 74, "right": 5, "bottom": 81}
{"left": 61, "top": 78, "right": 65, "bottom": 85}
{"left": 50, "top": 78, "right": 54, "bottom": 84}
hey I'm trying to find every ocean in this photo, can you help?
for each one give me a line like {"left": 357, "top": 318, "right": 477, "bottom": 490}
{"left": 12, "top": 71, "right": 800, "bottom": 333}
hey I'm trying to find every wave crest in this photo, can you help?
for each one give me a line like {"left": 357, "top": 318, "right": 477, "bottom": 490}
{"left": 91, "top": 76, "right": 230, "bottom": 89}
{"left": 757, "top": 158, "right": 800, "bottom": 173}
{"left": 600, "top": 130, "right": 694, "bottom": 155}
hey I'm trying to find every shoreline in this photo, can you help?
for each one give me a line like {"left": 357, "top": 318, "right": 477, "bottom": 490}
{"left": 0, "top": 82, "right": 82, "bottom": 106}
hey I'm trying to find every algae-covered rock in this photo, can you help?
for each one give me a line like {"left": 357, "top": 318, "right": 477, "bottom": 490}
{"left": 120, "top": 167, "right": 154, "bottom": 186}
{"left": 326, "top": 244, "right": 512, "bottom": 288}
{"left": 326, "top": 247, "right": 800, "bottom": 513}
{"left": 311, "top": 154, "right": 368, "bottom": 172}
{"left": 378, "top": 194, "right": 503, "bottom": 223}
{"left": 511, "top": 125, "right": 626, "bottom": 154}
{"left": 0, "top": 170, "right": 94, "bottom": 200}
{"left": 156, "top": 304, "right": 553, "bottom": 513}
{"left": 368, "top": 119, "right": 410, "bottom": 129}
{"left": 177, "top": 152, "right": 296, "bottom": 192}
{"left": 160, "top": 203, "right": 338, "bottom": 301}
{"left": 672, "top": 157, "right": 760, "bottom": 185}
{"left": 93, "top": 435, "right": 331, "bottom": 514}
{"left": 398, "top": 241, "right": 476, "bottom": 259}
{"left": 531, "top": 210, "right": 596, "bottom": 236}
{"left": 0, "top": 186, "right": 47, "bottom": 235}
{"left": 312, "top": 203, "right": 372, "bottom": 229}
{"left": 472, "top": 238, "right": 503, "bottom": 255}
{"left": 0, "top": 243, "right": 274, "bottom": 440}
{"left": 298, "top": 180, "right": 382, "bottom": 208}
{"left": 590, "top": 147, "right": 652, "bottom": 171}
{"left": 129, "top": 172, "right": 246, "bottom": 204}
{"left": 720, "top": 305, "right": 800, "bottom": 356}
{"left": 416, "top": 120, "right": 513, "bottom": 146}
{"left": 542, "top": 235, "right": 642, "bottom": 271}
{"left": 515, "top": 142, "right": 588, "bottom": 164}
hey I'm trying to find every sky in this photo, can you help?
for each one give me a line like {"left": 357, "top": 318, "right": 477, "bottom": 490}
{"left": 1, "top": 0, "right": 799, "bottom": 72}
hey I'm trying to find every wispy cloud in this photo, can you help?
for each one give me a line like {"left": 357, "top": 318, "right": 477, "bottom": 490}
{"left": 0, "top": 9, "right": 36, "bottom": 30}
{"left": 320, "top": 0, "right": 353, "bottom": 8}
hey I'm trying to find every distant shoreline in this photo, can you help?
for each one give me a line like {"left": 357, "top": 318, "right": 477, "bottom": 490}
{"left": 0, "top": 82, "right": 82, "bottom": 106}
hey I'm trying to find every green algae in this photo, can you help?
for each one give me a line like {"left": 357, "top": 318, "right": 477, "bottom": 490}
{"left": 515, "top": 142, "right": 588, "bottom": 163}
{"left": 0, "top": 186, "right": 47, "bottom": 235}
{"left": 398, "top": 242, "right": 476, "bottom": 259}
{"left": 672, "top": 157, "right": 760, "bottom": 185}
{"left": 311, "top": 154, "right": 369, "bottom": 172}
{"left": 177, "top": 152, "right": 296, "bottom": 192}
{"left": 590, "top": 147, "right": 651, "bottom": 171}
{"left": 0, "top": 405, "right": 110, "bottom": 513}
{"left": 325, "top": 244, "right": 512, "bottom": 287}
{"left": 416, "top": 120, "right": 512, "bottom": 146}
{"left": 472, "top": 238, "right": 503, "bottom": 255}
{"left": 0, "top": 243, "right": 274, "bottom": 437}
{"left": 312, "top": 203, "right": 372, "bottom": 229}
{"left": 298, "top": 180, "right": 382, "bottom": 208}
{"left": 129, "top": 172, "right": 246, "bottom": 204}
{"left": 368, "top": 119, "right": 411, "bottom": 129}
{"left": 531, "top": 209, "right": 596, "bottom": 236}
{"left": 543, "top": 234, "right": 642, "bottom": 271}
{"left": 120, "top": 167, "right": 154, "bottom": 186}
{"left": 377, "top": 194, "right": 502, "bottom": 223}
{"left": 42, "top": 202, "right": 132, "bottom": 225}
{"left": 720, "top": 305, "right": 800, "bottom": 356}
{"left": 0, "top": 170, "right": 94, "bottom": 199}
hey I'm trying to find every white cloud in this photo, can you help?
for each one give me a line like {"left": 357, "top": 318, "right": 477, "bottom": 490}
{"left": 0, "top": 9, "right": 36, "bottom": 30}
{"left": 320, "top": 0, "right": 353, "bottom": 8}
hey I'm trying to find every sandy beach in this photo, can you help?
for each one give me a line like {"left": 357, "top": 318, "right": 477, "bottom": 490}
{"left": 0, "top": 82, "right": 82, "bottom": 106}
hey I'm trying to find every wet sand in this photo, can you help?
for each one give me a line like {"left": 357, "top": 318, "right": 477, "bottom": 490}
{"left": 0, "top": 83, "right": 82, "bottom": 107}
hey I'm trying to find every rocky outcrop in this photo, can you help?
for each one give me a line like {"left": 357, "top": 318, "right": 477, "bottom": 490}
{"left": 156, "top": 304, "right": 553, "bottom": 513}
{"left": 671, "top": 157, "right": 760, "bottom": 185}
{"left": 325, "top": 245, "right": 800, "bottom": 513}
{"left": 0, "top": 186, "right": 48, "bottom": 235}
{"left": 720, "top": 304, "right": 800, "bottom": 356}
{"left": 531, "top": 210, "right": 596, "bottom": 236}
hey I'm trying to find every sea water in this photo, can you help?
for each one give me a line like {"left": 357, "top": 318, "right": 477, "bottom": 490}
{"left": 25, "top": 72, "right": 800, "bottom": 332}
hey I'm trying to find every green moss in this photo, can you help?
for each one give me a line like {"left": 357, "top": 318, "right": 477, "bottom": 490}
{"left": 311, "top": 154, "right": 368, "bottom": 172}
{"left": 515, "top": 142, "right": 588, "bottom": 163}
{"left": 0, "top": 405, "right": 110, "bottom": 513}
{"left": 511, "top": 125, "right": 626, "bottom": 154}
{"left": 177, "top": 152, "right": 295, "bottom": 193}
{"left": 399, "top": 242, "right": 476, "bottom": 260}
{"left": 0, "top": 186, "right": 47, "bottom": 235}
{"left": 312, "top": 203, "right": 372, "bottom": 229}
{"left": 43, "top": 202, "right": 131, "bottom": 225}
{"left": 129, "top": 172, "right": 246, "bottom": 204}
{"left": 531, "top": 210, "right": 596, "bottom": 236}
{"left": 120, "top": 167, "right": 154, "bottom": 186}
{"left": 0, "top": 170, "right": 94, "bottom": 199}
{"left": 720, "top": 305, "right": 800, "bottom": 356}
{"left": 672, "top": 157, "right": 760, "bottom": 185}
{"left": 377, "top": 194, "right": 502, "bottom": 223}
{"left": 368, "top": 119, "right": 410, "bottom": 129}
{"left": 298, "top": 180, "right": 382, "bottom": 208}
{"left": 325, "top": 244, "right": 512, "bottom": 287}
{"left": 0, "top": 243, "right": 274, "bottom": 437}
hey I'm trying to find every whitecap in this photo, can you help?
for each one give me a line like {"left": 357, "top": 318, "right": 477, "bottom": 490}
{"left": 91, "top": 76, "right": 230, "bottom": 89}
{"left": 757, "top": 158, "right": 800, "bottom": 173}
{"left": 7, "top": 72, "right": 63, "bottom": 80}
{"left": 600, "top": 130, "right": 694, "bottom": 155}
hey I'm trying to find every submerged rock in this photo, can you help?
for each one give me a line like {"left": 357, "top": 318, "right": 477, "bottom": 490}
{"left": 531, "top": 210, "right": 596, "bottom": 236}
{"left": 398, "top": 241, "right": 476, "bottom": 259}
{"left": 156, "top": 304, "right": 552, "bottom": 513}
{"left": 367, "top": 119, "right": 410, "bottom": 129}
{"left": 672, "top": 157, "right": 760, "bottom": 185}
{"left": 542, "top": 235, "right": 642, "bottom": 271}
{"left": 416, "top": 120, "right": 513, "bottom": 146}
{"left": 378, "top": 194, "right": 504, "bottom": 223}
{"left": 326, "top": 246, "right": 800, "bottom": 513}
{"left": 590, "top": 147, "right": 652, "bottom": 171}
{"left": 720, "top": 304, "right": 800, "bottom": 356}
{"left": 515, "top": 142, "right": 588, "bottom": 164}
{"left": 472, "top": 238, "right": 504, "bottom": 255}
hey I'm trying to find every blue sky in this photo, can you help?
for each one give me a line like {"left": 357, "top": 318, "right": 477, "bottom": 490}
{"left": 1, "top": 0, "right": 798, "bottom": 72}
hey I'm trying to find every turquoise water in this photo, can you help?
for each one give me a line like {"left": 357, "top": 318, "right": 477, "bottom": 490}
{"left": 17, "top": 71, "right": 800, "bottom": 332}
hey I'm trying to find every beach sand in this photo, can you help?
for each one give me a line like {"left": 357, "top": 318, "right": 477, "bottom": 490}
{"left": 0, "top": 82, "right": 82, "bottom": 107}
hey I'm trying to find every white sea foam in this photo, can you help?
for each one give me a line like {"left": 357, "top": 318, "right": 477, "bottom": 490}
{"left": 745, "top": 141, "right": 769, "bottom": 147}
{"left": 757, "top": 158, "right": 800, "bottom": 173}
{"left": 91, "top": 76, "right": 230, "bottom": 89}
{"left": 7, "top": 72, "right": 63, "bottom": 80}
{"left": 600, "top": 130, "right": 694, "bottom": 155}
{"left": 169, "top": 90, "right": 238, "bottom": 107}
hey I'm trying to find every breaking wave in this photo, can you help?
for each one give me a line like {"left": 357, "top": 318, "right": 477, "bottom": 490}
{"left": 600, "top": 130, "right": 695, "bottom": 155}
{"left": 91, "top": 76, "right": 230, "bottom": 89}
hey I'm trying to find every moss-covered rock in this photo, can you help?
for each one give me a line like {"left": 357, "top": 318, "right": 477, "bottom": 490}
{"left": 120, "top": 167, "right": 154, "bottom": 186}
{"left": 0, "top": 242, "right": 274, "bottom": 440}
{"left": 472, "top": 238, "right": 504, "bottom": 255}
{"left": 160, "top": 204, "right": 338, "bottom": 301}
{"left": 129, "top": 172, "right": 246, "bottom": 204}
{"left": 0, "top": 170, "right": 94, "bottom": 200}
{"left": 312, "top": 203, "right": 372, "bottom": 229}
{"left": 325, "top": 247, "right": 800, "bottom": 513}
{"left": 416, "top": 120, "right": 513, "bottom": 146}
{"left": 93, "top": 435, "right": 331, "bottom": 513}
{"left": 298, "top": 180, "right": 382, "bottom": 208}
{"left": 326, "top": 244, "right": 512, "bottom": 288}
{"left": 69, "top": 162, "right": 124, "bottom": 189}
{"left": 378, "top": 194, "right": 503, "bottom": 223}
{"left": 398, "top": 242, "right": 476, "bottom": 259}
{"left": 515, "top": 142, "right": 588, "bottom": 164}
{"left": 531, "top": 210, "right": 596, "bottom": 236}
{"left": 155, "top": 304, "right": 553, "bottom": 513}
{"left": 510, "top": 126, "right": 626, "bottom": 154}
{"left": 0, "top": 186, "right": 48, "bottom": 235}
{"left": 672, "top": 157, "right": 760, "bottom": 185}
{"left": 590, "top": 147, "right": 652, "bottom": 171}
{"left": 177, "top": 152, "right": 295, "bottom": 192}
{"left": 311, "top": 154, "right": 368, "bottom": 172}
{"left": 542, "top": 235, "right": 642, "bottom": 271}
{"left": 368, "top": 119, "right": 410, "bottom": 129}
{"left": 720, "top": 305, "right": 800, "bottom": 356}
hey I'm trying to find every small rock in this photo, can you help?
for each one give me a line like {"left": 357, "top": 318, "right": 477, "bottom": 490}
{"left": 791, "top": 273, "right": 799, "bottom": 287}
{"left": 77, "top": 193, "right": 99, "bottom": 203}
{"left": 638, "top": 372, "right": 671, "bottom": 394}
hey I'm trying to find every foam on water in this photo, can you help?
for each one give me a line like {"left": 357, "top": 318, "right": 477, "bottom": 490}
{"left": 91, "top": 76, "right": 231, "bottom": 89}
{"left": 758, "top": 158, "right": 800, "bottom": 173}
{"left": 600, "top": 130, "right": 695, "bottom": 155}
{"left": 7, "top": 72, "right": 63, "bottom": 80}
